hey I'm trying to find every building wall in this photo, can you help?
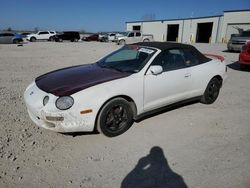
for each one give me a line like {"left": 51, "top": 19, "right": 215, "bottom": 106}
{"left": 126, "top": 10, "right": 250, "bottom": 44}
{"left": 163, "top": 20, "right": 184, "bottom": 42}
{"left": 221, "top": 11, "right": 250, "bottom": 42}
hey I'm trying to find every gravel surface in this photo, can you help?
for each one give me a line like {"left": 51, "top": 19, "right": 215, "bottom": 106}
{"left": 0, "top": 41, "right": 249, "bottom": 188}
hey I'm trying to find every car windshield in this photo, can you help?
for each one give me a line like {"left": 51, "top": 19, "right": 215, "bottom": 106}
{"left": 97, "top": 45, "right": 156, "bottom": 73}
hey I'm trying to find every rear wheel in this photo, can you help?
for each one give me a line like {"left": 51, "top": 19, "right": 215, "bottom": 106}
{"left": 13, "top": 39, "right": 18, "bottom": 44}
{"left": 97, "top": 98, "right": 134, "bottom": 137}
{"left": 201, "top": 78, "right": 221, "bottom": 104}
{"left": 49, "top": 36, "right": 54, "bottom": 41}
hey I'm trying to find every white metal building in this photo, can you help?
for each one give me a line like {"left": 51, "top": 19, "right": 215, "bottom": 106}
{"left": 126, "top": 10, "right": 250, "bottom": 43}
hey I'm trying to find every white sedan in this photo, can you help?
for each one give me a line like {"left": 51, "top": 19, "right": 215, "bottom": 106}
{"left": 24, "top": 42, "right": 227, "bottom": 137}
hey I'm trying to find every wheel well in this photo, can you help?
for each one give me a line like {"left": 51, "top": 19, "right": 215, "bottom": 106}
{"left": 94, "top": 95, "right": 137, "bottom": 130}
{"left": 212, "top": 75, "right": 223, "bottom": 87}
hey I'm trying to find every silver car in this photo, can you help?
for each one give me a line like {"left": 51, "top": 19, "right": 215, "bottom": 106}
{"left": 227, "top": 30, "right": 250, "bottom": 51}
{"left": 0, "top": 33, "right": 23, "bottom": 44}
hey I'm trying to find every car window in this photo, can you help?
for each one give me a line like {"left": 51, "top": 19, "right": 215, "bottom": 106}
{"left": 110, "top": 34, "right": 115, "bottom": 36}
{"left": 128, "top": 33, "right": 134, "bottom": 37}
{"left": 152, "top": 49, "right": 186, "bottom": 71}
{"left": 97, "top": 45, "right": 156, "bottom": 73}
{"left": 39, "top": 32, "right": 49, "bottom": 35}
{"left": 136, "top": 32, "right": 141, "bottom": 37}
{"left": 240, "top": 31, "right": 250, "bottom": 37}
{"left": 1, "top": 33, "right": 14, "bottom": 37}
{"left": 182, "top": 49, "right": 200, "bottom": 66}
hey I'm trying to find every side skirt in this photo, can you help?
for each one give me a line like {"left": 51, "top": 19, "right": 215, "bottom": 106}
{"left": 134, "top": 96, "right": 202, "bottom": 122}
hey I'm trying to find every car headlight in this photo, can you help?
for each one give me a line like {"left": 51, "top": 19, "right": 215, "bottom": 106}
{"left": 55, "top": 96, "right": 74, "bottom": 110}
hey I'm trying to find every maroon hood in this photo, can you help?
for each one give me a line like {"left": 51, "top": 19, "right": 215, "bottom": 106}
{"left": 35, "top": 64, "right": 131, "bottom": 96}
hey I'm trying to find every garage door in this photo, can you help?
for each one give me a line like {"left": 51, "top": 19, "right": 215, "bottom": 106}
{"left": 226, "top": 23, "right": 250, "bottom": 41}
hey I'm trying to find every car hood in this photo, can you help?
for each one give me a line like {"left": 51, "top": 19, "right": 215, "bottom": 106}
{"left": 35, "top": 63, "right": 132, "bottom": 96}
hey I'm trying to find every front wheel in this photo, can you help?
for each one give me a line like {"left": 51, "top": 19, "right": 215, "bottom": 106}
{"left": 97, "top": 98, "right": 134, "bottom": 137}
{"left": 30, "top": 37, "right": 36, "bottom": 42}
{"left": 118, "top": 40, "right": 125, "bottom": 45}
{"left": 201, "top": 78, "right": 221, "bottom": 104}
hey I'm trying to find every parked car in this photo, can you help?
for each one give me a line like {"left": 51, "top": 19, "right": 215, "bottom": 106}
{"left": 239, "top": 41, "right": 250, "bottom": 69}
{"left": 54, "top": 31, "right": 80, "bottom": 42}
{"left": 82, "top": 34, "right": 99, "bottom": 41}
{"left": 108, "top": 33, "right": 124, "bottom": 42}
{"left": 24, "top": 42, "right": 227, "bottom": 137}
{"left": 21, "top": 32, "right": 31, "bottom": 37}
{"left": 26, "top": 31, "right": 56, "bottom": 42}
{"left": 99, "top": 34, "right": 108, "bottom": 42}
{"left": 116, "top": 31, "right": 153, "bottom": 45}
{"left": 227, "top": 30, "right": 250, "bottom": 51}
{"left": 0, "top": 33, "right": 23, "bottom": 44}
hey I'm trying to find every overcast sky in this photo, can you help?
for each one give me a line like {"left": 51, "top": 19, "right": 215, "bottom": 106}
{"left": 0, "top": 0, "right": 249, "bottom": 32}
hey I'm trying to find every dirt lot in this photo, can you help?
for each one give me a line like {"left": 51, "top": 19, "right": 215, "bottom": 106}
{"left": 0, "top": 42, "right": 249, "bottom": 188}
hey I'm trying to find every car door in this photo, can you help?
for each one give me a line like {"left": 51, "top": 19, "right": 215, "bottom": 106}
{"left": 143, "top": 49, "right": 192, "bottom": 111}
{"left": 126, "top": 32, "right": 135, "bottom": 44}
{"left": 135, "top": 32, "right": 142, "bottom": 42}
{"left": 181, "top": 49, "right": 214, "bottom": 97}
{"left": 38, "top": 31, "right": 49, "bottom": 40}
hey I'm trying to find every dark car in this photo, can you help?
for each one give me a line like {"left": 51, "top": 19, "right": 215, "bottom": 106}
{"left": 0, "top": 33, "right": 23, "bottom": 44}
{"left": 54, "top": 31, "right": 80, "bottom": 42}
{"left": 82, "top": 34, "right": 99, "bottom": 41}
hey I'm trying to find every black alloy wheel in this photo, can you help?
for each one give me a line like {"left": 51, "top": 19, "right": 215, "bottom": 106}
{"left": 201, "top": 78, "right": 221, "bottom": 104}
{"left": 97, "top": 98, "right": 134, "bottom": 137}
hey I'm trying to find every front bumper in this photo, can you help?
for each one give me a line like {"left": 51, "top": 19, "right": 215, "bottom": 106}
{"left": 227, "top": 43, "right": 243, "bottom": 51}
{"left": 24, "top": 82, "right": 95, "bottom": 132}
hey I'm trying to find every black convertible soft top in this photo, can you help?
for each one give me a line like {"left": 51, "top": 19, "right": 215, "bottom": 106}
{"left": 133, "top": 42, "right": 211, "bottom": 63}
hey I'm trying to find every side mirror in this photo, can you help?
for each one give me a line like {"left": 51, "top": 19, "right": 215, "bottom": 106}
{"left": 148, "top": 65, "right": 163, "bottom": 75}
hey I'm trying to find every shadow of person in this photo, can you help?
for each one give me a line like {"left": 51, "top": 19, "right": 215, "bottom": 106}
{"left": 121, "top": 146, "right": 187, "bottom": 188}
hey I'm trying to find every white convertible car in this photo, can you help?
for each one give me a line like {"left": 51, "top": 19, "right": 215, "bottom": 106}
{"left": 24, "top": 42, "right": 227, "bottom": 137}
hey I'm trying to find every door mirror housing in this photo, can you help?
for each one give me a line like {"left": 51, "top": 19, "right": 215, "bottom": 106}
{"left": 148, "top": 65, "right": 163, "bottom": 75}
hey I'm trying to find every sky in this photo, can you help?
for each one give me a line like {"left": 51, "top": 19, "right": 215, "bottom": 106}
{"left": 0, "top": 0, "right": 249, "bottom": 32}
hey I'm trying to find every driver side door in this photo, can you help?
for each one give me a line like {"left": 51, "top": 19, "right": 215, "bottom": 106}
{"left": 143, "top": 49, "right": 192, "bottom": 111}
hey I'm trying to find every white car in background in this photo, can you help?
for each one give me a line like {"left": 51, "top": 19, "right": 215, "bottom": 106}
{"left": 107, "top": 33, "right": 124, "bottom": 42}
{"left": 24, "top": 42, "right": 227, "bottom": 137}
{"left": 26, "top": 31, "right": 56, "bottom": 42}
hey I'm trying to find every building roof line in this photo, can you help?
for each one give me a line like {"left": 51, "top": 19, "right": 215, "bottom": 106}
{"left": 224, "top": 9, "right": 250, "bottom": 13}
{"left": 126, "top": 15, "right": 223, "bottom": 24}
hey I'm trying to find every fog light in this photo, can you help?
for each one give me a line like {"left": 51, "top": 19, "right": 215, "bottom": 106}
{"left": 46, "top": 116, "right": 64, "bottom": 121}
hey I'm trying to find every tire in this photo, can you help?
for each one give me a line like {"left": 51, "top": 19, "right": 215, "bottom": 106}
{"left": 97, "top": 98, "right": 134, "bottom": 137}
{"left": 143, "top": 39, "right": 149, "bottom": 42}
{"left": 30, "top": 37, "right": 36, "bottom": 42}
{"left": 49, "top": 36, "right": 54, "bottom": 41}
{"left": 13, "top": 39, "right": 18, "bottom": 44}
{"left": 201, "top": 78, "right": 221, "bottom": 104}
{"left": 119, "top": 40, "right": 126, "bottom": 45}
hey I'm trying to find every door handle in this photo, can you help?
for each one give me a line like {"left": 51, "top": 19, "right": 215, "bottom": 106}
{"left": 184, "top": 73, "right": 191, "bottom": 78}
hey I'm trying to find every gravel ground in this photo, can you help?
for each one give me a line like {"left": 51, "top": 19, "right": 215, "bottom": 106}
{"left": 0, "top": 41, "right": 249, "bottom": 188}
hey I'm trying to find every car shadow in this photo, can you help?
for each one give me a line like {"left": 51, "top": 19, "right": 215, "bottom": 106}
{"left": 62, "top": 130, "right": 100, "bottom": 137}
{"left": 227, "top": 61, "right": 250, "bottom": 72}
{"left": 222, "top": 50, "right": 239, "bottom": 53}
{"left": 121, "top": 146, "right": 188, "bottom": 188}
{"left": 135, "top": 99, "right": 199, "bottom": 123}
